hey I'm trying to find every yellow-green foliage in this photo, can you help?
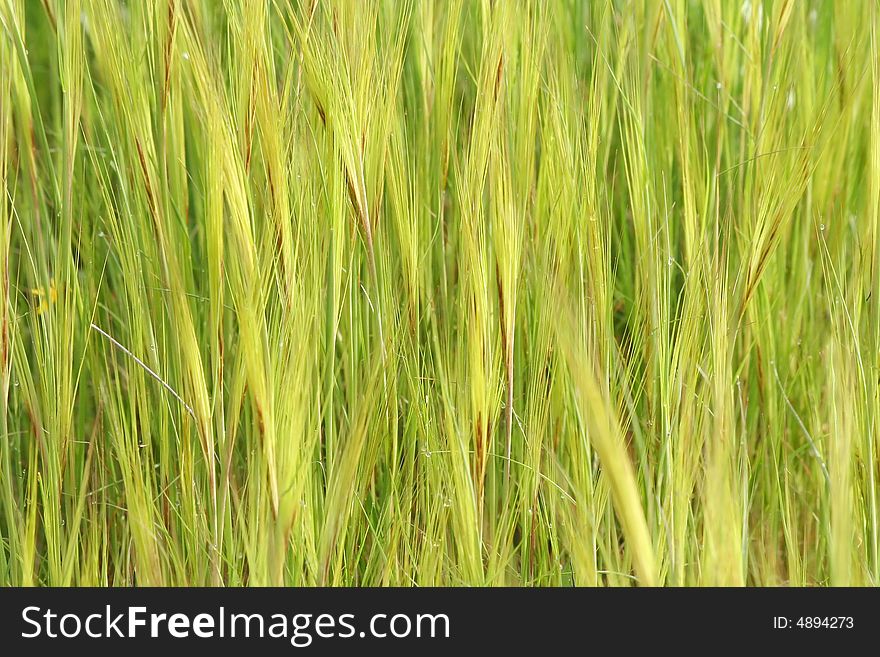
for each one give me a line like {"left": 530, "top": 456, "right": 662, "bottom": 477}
{"left": 0, "top": 0, "right": 878, "bottom": 586}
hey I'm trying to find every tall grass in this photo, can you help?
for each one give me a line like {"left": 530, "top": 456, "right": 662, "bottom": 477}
{"left": 0, "top": 0, "right": 878, "bottom": 586}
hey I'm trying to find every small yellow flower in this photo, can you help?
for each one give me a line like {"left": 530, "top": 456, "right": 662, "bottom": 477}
{"left": 30, "top": 278, "right": 57, "bottom": 315}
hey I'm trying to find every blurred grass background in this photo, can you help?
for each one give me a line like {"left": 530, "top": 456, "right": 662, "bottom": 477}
{"left": 1, "top": 0, "right": 878, "bottom": 586}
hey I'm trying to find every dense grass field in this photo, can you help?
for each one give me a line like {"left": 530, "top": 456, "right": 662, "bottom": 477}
{"left": 1, "top": 0, "right": 878, "bottom": 586}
